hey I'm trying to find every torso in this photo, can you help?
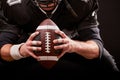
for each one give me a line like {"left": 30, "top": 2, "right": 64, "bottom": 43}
{"left": 1, "top": 0, "right": 93, "bottom": 32}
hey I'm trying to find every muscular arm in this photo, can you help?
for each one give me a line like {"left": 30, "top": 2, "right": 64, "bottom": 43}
{"left": 54, "top": 1, "right": 102, "bottom": 59}
{"left": 71, "top": 40, "right": 99, "bottom": 59}
{"left": 0, "top": 31, "right": 41, "bottom": 62}
{"left": 54, "top": 30, "right": 100, "bottom": 59}
{"left": 0, "top": 4, "right": 22, "bottom": 61}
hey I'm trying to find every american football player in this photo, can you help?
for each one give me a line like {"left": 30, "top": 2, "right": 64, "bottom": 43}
{"left": 0, "top": 0, "right": 119, "bottom": 79}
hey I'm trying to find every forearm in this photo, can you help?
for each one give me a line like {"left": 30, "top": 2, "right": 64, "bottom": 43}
{"left": 0, "top": 44, "right": 14, "bottom": 61}
{"left": 73, "top": 40, "right": 99, "bottom": 59}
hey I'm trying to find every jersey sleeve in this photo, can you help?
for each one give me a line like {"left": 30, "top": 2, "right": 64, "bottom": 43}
{"left": 0, "top": 2, "right": 21, "bottom": 48}
{"left": 76, "top": 0, "right": 103, "bottom": 59}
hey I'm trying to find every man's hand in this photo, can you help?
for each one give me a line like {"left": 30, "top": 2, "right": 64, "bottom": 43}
{"left": 53, "top": 30, "right": 76, "bottom": 59}
{"left": 19, "top": 32, "right": 42, "bottom": 60}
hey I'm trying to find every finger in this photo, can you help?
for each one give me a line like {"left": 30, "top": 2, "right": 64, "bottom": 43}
{"left": 28, "top": 32, "right": 39, "bottom": 41}
{"left": 55, "top": 30, "right": 67, "bottom": 38}
{"left": 27, "top": 47, "right": 42, "bottom": 59}
{"left": 27, "top": 51, "right": 38, "bottom": 59}
{"left": 53, "top": 38, "right": 68, "bottom": 44}
{"left": 54, "top": 43, "right": 68, "bottom": 50}
{"left": 27, "top": 46, "right": 41, "bottom": 52}
{"left": 31, "top": 41, "right": 41, "bottom": 46}
{"left": 32, "top": 47, "right": 38, "bottom": 51}
{"left": 32, "top": 41, "right": 37, "bottom": 45}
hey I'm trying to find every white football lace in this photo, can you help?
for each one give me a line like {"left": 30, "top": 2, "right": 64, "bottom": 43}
{"left": 45, "top": 32, "right": 51, "bottom": 53}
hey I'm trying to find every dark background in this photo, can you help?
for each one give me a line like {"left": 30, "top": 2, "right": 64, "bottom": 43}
{"left": 98, "top": 0, "right": 120, "bottom": 70}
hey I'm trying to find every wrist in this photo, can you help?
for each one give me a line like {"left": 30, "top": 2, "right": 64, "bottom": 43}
{"left": 10, "top": 43, "right": 25, "bottom": 60}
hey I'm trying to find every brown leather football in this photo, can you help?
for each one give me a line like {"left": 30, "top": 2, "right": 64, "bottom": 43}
{"left": 34, "top": 19, "right": 62, "bottom": 69}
